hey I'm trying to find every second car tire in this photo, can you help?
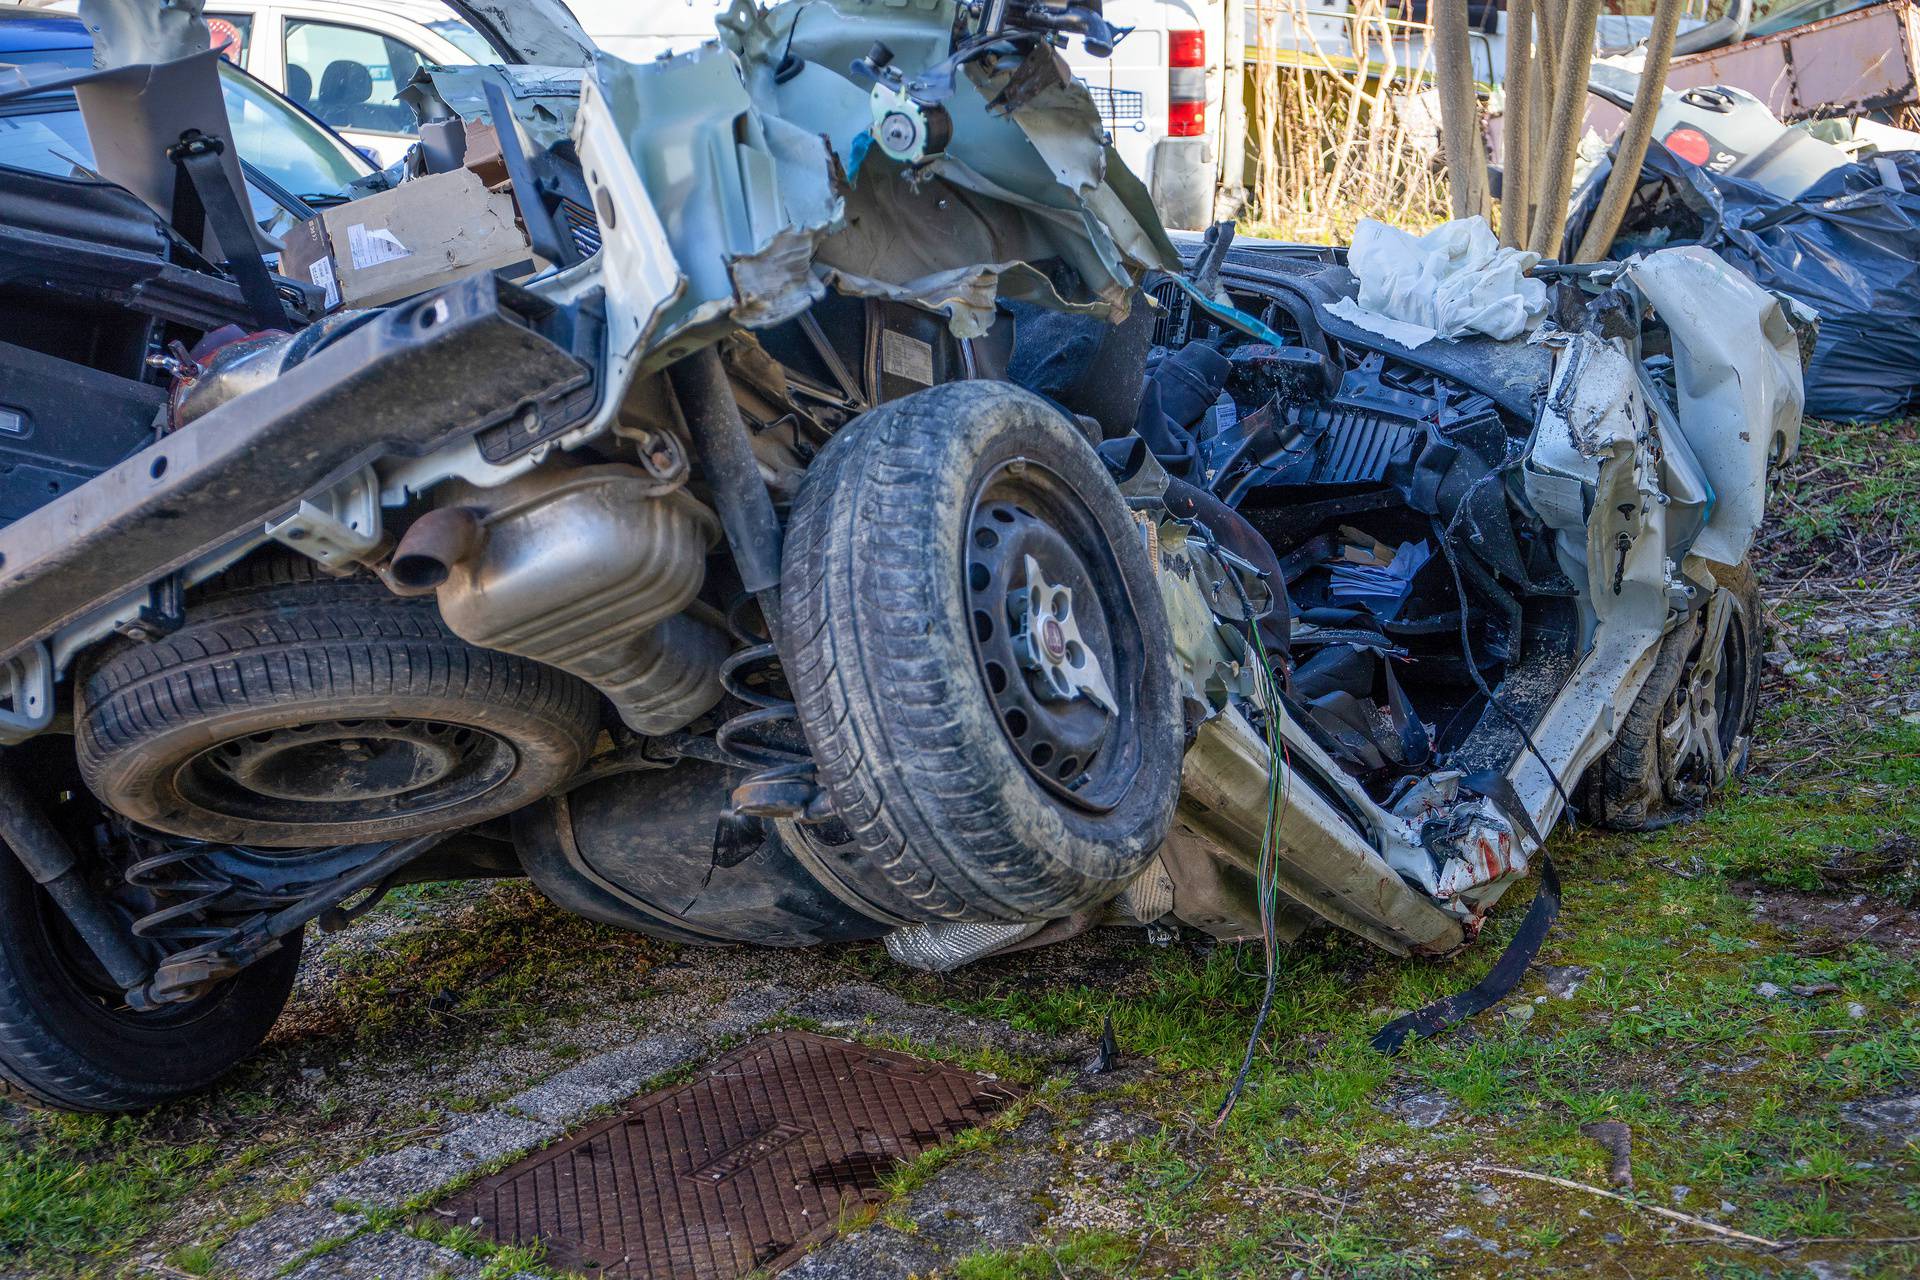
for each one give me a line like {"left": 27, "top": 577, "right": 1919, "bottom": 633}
{"left": 76, "top": 560, "right": 602, "bottom": 848}
{"left": 0, "top": 839, "right": 302, "bottom": 1112}
{"left": 782, "top": 381, "right": 1184, "bottom": 923}
{"left": 1582, "top": 559, "right": 1764, "bottom": 829}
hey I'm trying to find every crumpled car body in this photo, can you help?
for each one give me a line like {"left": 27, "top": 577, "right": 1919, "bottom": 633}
{"left": 0, "top": 0, "right": 1804, "bottom": 1110}
{"left": 1148, "top": 238, "right": 1801, "bottom": 959}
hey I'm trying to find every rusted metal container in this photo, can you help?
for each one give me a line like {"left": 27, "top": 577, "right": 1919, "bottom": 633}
{"left": 1667, "top": 0, "right": 1920, "bottom": 121}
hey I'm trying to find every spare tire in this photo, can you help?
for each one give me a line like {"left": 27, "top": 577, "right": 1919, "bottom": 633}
{"left": 76, "top": 562, "right": 601, "bottom": 847}
{"left": 782, "top": 381, "right": 1183, "bottom": 923}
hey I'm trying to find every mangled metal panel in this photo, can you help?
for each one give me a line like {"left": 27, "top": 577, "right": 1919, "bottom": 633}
{"left": 443, "top": 0, "right": 594, "bottom": 68}
{"left": 571, "top": 0, "right": 1180, "bottom": 371}
{"left": 575, "top": 39, "right": 844, "bottom": 363}
{"left": 399, "top": 64, "right": 586, "bottom": 153}
{"left": 1627, "top": 247, "right": 1804, "bottom": 567}
{"left": 725, "top": 0, "right": 1179, "bottom": 335}
{"left": 1176, "top": 709, "right": 1468, "bottom": 957}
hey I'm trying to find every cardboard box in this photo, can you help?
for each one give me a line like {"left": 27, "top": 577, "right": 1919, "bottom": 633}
{"left": 280, "top": 167, "right": 532, "bottom": 311}
{"left": 461, "top": 121, "right": 509, "bottom": 190}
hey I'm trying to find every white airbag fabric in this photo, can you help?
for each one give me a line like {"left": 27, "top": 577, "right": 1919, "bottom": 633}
{"left": 1329, "top": 216, "right": 1547, "bottom": 348}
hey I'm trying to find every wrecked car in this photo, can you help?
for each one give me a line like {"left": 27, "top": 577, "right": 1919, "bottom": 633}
{"left": 0, "top": 0, "right": 1804, "bottom": 1111}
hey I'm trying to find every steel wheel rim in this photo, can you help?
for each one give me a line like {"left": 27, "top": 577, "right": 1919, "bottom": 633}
{"left": 963, "top": 458, "right": 1143, "bottom": 813}
{"left": 1660, "top": 587, "right": 1749, "bottom": 799}
{"left": 175, "top": 718, "right": 518, "bottom": 830}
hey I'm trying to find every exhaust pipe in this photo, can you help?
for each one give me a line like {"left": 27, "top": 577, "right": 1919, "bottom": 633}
{"left": 389, "top": 507, "right": 485, "bottom": 594}
{"left": 426, "top": 466, "right": 731, "bottom": 735}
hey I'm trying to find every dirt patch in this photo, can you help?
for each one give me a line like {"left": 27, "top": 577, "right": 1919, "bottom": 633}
{"left": 1740, "top": 882, "right": 1920, "bottom": 958}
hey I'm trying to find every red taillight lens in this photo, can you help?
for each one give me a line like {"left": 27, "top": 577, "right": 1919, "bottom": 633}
{"left": 1168, "top": 98, "right": 1206, "bottom": 137}
{"left": 1169, "top": 29, "right": 1206, "bottom": 68}
{"left": 1168, "top": 28, "right": 1206, "bottom": 135}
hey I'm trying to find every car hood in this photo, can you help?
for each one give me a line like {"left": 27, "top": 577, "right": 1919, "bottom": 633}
{"left": 438, "top": 0, "right": 594, "bottom": 68}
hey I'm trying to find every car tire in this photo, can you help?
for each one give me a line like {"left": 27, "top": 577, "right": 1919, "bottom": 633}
{"left": 76, "top": 561, "right": 601, "bottom": 847}
{"left": 781, "top": 381, "right": 1183, "bottom": 923}
{"left": 0, "top": 841, "right": 302, "bottom": 1112}
{"left": 1582, "top": 559, "right": 1764, "bottom": 830}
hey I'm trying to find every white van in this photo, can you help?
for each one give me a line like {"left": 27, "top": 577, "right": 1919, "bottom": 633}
{"left": 1060, "top": 0, "right": 1228, "bottom": 229}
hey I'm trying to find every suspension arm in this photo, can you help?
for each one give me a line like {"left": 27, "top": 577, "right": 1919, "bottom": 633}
{"left": 142, "top": 831, "right": 449, "bottom": 1005}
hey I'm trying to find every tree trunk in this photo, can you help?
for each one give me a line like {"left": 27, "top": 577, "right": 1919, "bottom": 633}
{"left": 1528, "top": 0, "right": 1604, "bottom": 257}
{"left": 1432, "top": 0, "right": 1487, "bottom": 219}
{"left": 1573, "top": 0, "right": 1686, "bottom": 262}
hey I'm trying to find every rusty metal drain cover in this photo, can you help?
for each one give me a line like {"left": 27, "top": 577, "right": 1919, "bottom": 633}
{"left": 431, "top": 1030, "right": 1023, "bottom": 1277}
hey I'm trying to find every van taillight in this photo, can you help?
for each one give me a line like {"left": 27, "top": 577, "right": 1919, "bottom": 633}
{"left": 1169, "top": 29, "right": 1205, "bottom": 137}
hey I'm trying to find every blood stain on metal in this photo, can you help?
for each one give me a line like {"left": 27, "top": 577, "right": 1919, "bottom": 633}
{"left": 428, "top": 1030, "right": 1024, "bottom": 1277}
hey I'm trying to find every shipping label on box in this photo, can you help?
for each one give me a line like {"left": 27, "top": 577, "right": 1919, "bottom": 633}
{"left": 280, "top": 167, "right": 532, "bottom": 311}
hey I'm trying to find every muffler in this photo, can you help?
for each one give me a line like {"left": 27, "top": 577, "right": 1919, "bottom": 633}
{"left": 403, "top": 464, "right": 729, "bottom": 734}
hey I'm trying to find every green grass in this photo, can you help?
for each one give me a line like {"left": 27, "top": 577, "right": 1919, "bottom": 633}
{"left": 0, "top": 1114, "right": 218, "bottom": 1259}
{"left": 165, "top": 1241, "right": 220, "bottom": 1275}
{"left": 928, "top": 827, "right": 1920, "bottom": 1273}
{"left": 408, "top": 1219, "right": 569, "bottom": 1280}
{"left": 315, "top": 882, "right": 668, "bottom": 1044}
{"left": 1772, "top": 418, "right": 1920, "bottom": 559}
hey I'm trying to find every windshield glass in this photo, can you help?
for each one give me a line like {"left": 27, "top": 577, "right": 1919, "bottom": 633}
{"left": 0, "top": 100, "right": 92, "bottom": 177}
{"left": 218, "top": 61, "right": 370, "bottom": 198}
{"left": 0, "top": 95, "right": 308, "bottom": 240}
{"left": 424, "top": 17, "right": 497, "bottom": 62}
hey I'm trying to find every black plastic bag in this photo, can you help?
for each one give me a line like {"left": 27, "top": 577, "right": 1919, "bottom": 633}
{"left": 1566, "top": 140, "right": 1920, "bottom": 421}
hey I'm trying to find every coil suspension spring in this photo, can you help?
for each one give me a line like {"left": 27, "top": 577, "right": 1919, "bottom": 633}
{"left": 714, "top": 597, "right": 830, "bottom": 821}
{"left": 121, "top": 835, "right": 249, "bottom": 949}
{"left": 121, "top": 831, "right": 378, "bottom": 952}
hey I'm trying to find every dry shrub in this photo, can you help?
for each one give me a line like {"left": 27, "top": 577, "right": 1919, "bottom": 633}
{"left": 1244, "top": 0, "right": 1454, "bottom": 243}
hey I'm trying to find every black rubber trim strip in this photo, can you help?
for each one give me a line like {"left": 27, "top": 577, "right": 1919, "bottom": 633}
{"left": 171, "top": 134, "right": 288, "bottom": 329}
{"left": 1370, "top": 854, "right": 1561, "bottom": 1055}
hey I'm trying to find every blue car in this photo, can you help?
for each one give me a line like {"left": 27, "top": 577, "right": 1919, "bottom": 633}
{"left": 0, "top": 8, "right": 375, "bottom": 237}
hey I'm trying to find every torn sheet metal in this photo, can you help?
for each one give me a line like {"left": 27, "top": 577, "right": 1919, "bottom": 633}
{"left": 972, "top": 44, "right": 1182, "bottom": 288}
{"left": 574, "top": 40, "right": 842, "bottom": 365}
{"left": 718, "top": 0, "right": 1179, "bottom": 337}
{"left": 399, "top": 65, "right": 585, "bottom": 152}
{"left": 442, "top": 0, "right": 593, "bottom": 69}
{"left": 1177, "top": 709, "right": 1467, "bottom": 958}
{"left": 811, "top": 168, "right": 1127, "bottom": 338}
{"left": 76, "top": 0, "right": 205, "bottom": 65}
{"left": 1627, "top": 246, "right": 1804, "bottom": 567}
{"left": 569, "top": 0, "right": 1183, "bottom": 386}
{"left": 1529, "top": 328, "right": 1675, "bottom": 648}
